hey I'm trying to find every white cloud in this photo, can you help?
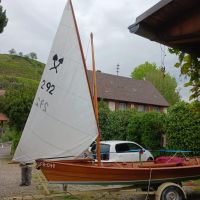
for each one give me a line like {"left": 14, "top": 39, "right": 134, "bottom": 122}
{"left": 0, "top": 0, "right": 191, "bottom": 100}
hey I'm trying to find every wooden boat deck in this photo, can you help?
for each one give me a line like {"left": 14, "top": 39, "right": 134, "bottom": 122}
{"left": 36, "top": 157, "right": 200, "bottom": 185}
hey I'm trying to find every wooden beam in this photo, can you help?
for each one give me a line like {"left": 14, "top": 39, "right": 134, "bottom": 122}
{"left": 159, "top": 7, "right": 200, "bottom": 39}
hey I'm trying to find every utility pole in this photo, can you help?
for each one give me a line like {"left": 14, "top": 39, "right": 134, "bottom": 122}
{"left": 116, "top": 64, "right": 120, "bottom": 76}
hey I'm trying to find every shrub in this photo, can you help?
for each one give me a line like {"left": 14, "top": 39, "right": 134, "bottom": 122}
{"left": 108, "top": 109, "right": 136, "bottom": 140}
{"left": 128, "top": 111, "right": 165, "bottom": 149}
{"left": 166, "top": 102, "right": 200, "bottom": 153}
{"left": 98, "top": 101, "right": 111, "bottom": 140}
{"left": 0, "top": 126, "right": 13, "bottom": 143}
{"left": 98, "top": 103, "right": 137, "bottom": 141}
{"left": 127, "top": 112, "right": 144, "bottom": 143}
{"left": 140, "top": 112, "right": 165, "bottom": 149}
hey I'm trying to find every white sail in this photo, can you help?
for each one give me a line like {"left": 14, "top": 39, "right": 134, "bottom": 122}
{"left": 13, "top": 0, "right": 98, "bottom": 163}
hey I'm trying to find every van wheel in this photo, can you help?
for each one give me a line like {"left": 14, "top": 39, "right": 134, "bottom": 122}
{"left": 147, "top": 157, "right": 153, "bottom": 161}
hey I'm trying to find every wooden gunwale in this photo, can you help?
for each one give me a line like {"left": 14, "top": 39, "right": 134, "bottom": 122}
{"left": 41, "top": 159, "right": 200, "bottom": 170}
{"left": 49, "top": 156, "right": 200, "bottom": 169}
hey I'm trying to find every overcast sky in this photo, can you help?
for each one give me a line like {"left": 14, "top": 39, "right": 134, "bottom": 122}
{"left": 0, "top": 0, "right": 190, "bottom": 101}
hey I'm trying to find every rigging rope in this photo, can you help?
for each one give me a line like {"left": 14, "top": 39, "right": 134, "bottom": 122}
{"left": 85, "top": 36, "right": 91, "bottom": 65}
{"left": 160, "top": 44, "right": 166, "bottom": 77}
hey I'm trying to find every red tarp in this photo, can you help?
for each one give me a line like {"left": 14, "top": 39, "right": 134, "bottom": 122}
{"left": 155, "top": 156, "right": 185, "bottom": 165}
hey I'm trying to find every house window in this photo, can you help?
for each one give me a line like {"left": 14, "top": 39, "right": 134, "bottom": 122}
{"left": 138, "top": 105, "right": 145, "bottom": 112}
{"left": 153, "top": 106, "right": 160, "bottom": 112}
{"left": 108, "top": 101, "right": 115, "bottom": 111}
{"left": 131, "top": 104, "right": 135, "bottom": 109}
{"left": 119, "top": 103, "right": 127, "bottom": 110}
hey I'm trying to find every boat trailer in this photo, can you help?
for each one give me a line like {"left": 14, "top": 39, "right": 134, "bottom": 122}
{"left": 62, "top": 182, "right": 187, "bottom": 200}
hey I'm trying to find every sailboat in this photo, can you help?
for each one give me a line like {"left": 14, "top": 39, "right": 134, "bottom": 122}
{"left": 13, "top": 0, "right": 200, "bottom": 188}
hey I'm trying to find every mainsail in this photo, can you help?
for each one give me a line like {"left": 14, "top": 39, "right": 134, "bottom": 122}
{"left": 13, "top": 0, "right": 98, "bottom": 163}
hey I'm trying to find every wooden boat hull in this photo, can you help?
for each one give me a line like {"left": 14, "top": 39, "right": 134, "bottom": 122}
{"left": 36, "top": 158, "right": 200, "bottom": 185}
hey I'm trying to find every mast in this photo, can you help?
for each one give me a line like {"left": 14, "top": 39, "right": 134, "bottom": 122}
{"left": 90, "top": 33, "right": 101, "bottom": 166}
{"left": 70, "top": 0, "right": 101, "bottom": 165}
{"left": 69, "top": 0, "right": 98, "bottom": 124}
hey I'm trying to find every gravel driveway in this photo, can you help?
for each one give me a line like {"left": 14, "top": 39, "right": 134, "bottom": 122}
{"left": 0, "top": 157, "right": 40, "bottom": 198}
{"left": 0, "top": 156, "right": 149, "bottom": 200}
{"left": 0, "top": 153, "right": 147, "bottom": 199}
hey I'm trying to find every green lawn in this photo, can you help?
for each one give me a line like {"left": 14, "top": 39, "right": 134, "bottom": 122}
{"left": 0, "top": 54, "right": 44, "bottom": 81}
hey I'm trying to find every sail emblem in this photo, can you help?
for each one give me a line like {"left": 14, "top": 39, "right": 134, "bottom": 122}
{"left": 50, "top": 54, "right": 64, "bottom": 73}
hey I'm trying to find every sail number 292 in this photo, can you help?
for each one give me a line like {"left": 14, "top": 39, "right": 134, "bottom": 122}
{"left": 41, "top": 80, "right": 55, "bottom": 95}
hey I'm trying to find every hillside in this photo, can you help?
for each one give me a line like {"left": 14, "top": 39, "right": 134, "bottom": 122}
{"left": 0, "top": 54, "right": 44, "bottom": 81}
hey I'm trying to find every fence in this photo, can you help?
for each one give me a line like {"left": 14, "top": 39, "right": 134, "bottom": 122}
{"left": 0, "top": 141, "right": 12, "bottom": 158}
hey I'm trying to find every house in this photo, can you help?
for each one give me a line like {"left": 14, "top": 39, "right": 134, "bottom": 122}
{"left": 0, "top": 75, "right": 169, "bottom": 112}
{"left": 87, "top": 70, "right": 169, "bottom": 112}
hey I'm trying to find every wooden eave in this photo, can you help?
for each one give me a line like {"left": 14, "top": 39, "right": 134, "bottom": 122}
{"left": 128, "top": 0, "right": 200, "bottom": 57}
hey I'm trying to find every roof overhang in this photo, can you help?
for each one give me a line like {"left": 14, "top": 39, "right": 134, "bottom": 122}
{"left": 128, "top": 0, "right": 200, "bottom": 57}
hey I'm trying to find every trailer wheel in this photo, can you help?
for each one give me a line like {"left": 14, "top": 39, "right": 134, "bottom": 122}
{"left": 156, "top": 182, "right": 186, "bottom": 200}
{"left": 161, "top": 186, "right": 185, "bottom": 200}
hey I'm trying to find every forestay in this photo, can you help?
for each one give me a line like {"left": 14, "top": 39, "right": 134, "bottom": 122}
{"left": 13, "top": 0, "right": 98, "bottom": 164}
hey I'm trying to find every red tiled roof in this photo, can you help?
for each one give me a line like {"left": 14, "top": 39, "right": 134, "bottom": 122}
{"left": 0, "top": 114, "right": 9, "bottom": 121}
{"left": 87, "top": 70, "right": 169, "bottom": 107}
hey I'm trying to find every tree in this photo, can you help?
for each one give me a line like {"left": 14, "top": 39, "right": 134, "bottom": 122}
{"left": 145, "top": 71, "right": 180, "bottom": 105}
{"left": 0, "top": 3, "right": 8, "bottom": 33}
{"left": 0, "top": 79, "right": 38, "bottom": 131}
{"left": 131, "top": 62, "right": 157, "bottom": 79}
{"left": 131, "top": 62, "right": 180, "bottom": 105}
{"left": 169, "top": 48, "right": 200, "bottom": 101}
{"left": 19, "top": 52, "right": 23, "bottom": 57}
{"left": 8, "top": 48, "right": 16, "bottom": 55}
{"left": 29, "top": 52, "right": 37, "bottom": 60}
